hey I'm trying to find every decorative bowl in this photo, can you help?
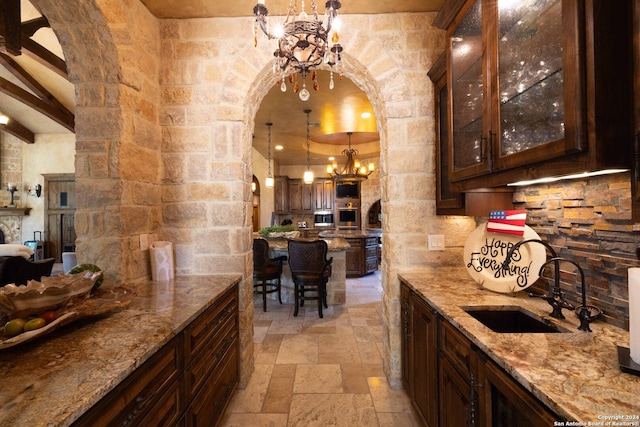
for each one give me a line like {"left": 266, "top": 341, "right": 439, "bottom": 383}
{"left": 0, "top": 270, "right": 103, "bottom": 318}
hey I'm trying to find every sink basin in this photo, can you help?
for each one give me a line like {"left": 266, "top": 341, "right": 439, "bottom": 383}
{"left": 462, "top": 306, "right": 570, "bottom": 333}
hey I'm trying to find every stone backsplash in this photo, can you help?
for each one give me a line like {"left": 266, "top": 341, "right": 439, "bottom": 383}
{"left": 510, "top": 172, "right": 638, "bottom": 329}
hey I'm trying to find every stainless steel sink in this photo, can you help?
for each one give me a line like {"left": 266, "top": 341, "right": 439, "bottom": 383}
{"left": 462, "top": 306, "right": 571, "bottom": 333}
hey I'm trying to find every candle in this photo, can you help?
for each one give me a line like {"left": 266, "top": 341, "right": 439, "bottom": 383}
{"left": 628, "top": 268, "right": 640, "bottom": 363}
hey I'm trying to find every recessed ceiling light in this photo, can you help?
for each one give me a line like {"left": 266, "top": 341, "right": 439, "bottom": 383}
{"left": 275, "top": 145, "right": 284, "bottom": 150}
{"left": 328, "top": 156, "right": 335, "bottom": 161}
{"left": 361, "top": 112, "right": 372, "bottom": 119}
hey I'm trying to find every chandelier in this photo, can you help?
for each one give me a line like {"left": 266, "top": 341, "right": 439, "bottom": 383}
{"left": 327, "top": 132, "right": 375, "bottom": 180}
{"left": 253, "top": 0, "right": 344, "bottom": 101}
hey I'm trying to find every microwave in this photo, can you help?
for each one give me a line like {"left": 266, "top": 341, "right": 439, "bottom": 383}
{"left": 335, "top": 181, "right": 360, "bottom": 199}
{"left": 314, "top": 210, "right": 334, "bottom": 227}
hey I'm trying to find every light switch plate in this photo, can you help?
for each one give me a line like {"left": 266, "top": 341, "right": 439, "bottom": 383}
{"left": 428, "top": 234, "right": 445, "bottom": 251}
{"left": 140, "top": 233, "right": 149, "bottom": 251}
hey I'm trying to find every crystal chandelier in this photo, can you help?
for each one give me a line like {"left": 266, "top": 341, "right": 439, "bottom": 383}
{"left": 303, "top": 109, "right": 314, "bottom": 184}
{"left": 253, "top": 0, "right": 344, "bottom": 101}
{"left": 327, "top": 132, "right": 375, "bottom": 180}
{"left": 265, "top": 122, "right": 275, "bottom": 188}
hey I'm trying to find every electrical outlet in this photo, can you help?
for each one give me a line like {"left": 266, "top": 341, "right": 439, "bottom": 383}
{"left": 428, "top": 234, "right": 445, "bottom": 251}
{"left": 140, "top": 233, "right": 149, "bottom": 251}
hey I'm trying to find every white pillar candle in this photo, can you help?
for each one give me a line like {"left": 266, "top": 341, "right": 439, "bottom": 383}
{"left": 628, "top": 268, "right": 640, "bottom": 363}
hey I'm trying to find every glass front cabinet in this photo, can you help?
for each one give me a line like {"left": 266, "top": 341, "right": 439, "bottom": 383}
{"left": 432, "top": 0, "right": 634, "bottom": 191}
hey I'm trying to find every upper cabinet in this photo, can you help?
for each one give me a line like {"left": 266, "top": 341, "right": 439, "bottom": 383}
{"left": 433, "top": 0, "right": 634, "bottom": 191}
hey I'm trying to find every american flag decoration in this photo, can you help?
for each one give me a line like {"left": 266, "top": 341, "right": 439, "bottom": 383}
{"left": 486, "top": 210, "right": 527, "bottom": 236}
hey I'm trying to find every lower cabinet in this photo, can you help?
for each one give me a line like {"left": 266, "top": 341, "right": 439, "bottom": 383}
{"left": 401, "top": 281, "right": 558, "bottom": 427}
{"left": 345, "top": 237, "right": 379, "bottom": 278}
{"left": 74, "top": 285, "right": 239, "bottom": 427}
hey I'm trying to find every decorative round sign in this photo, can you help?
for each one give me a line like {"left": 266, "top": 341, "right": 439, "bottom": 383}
{"left": 463, "top": 222, "right": 547, "bottom": 294}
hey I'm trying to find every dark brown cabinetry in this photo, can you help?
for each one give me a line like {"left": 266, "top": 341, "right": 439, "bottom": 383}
{"left": 274, "top": 176, "right": 289, "bottom": 214}
{"left": 401, "top": 281, "right": 558, "bottom": 426}
{"left": 288, "top": 179, "right": 313, "bottom": 213}
{"left": 632, "top": 0, "right": 640, "bottom": 222}
{"left": 433, "top": 0, "right": 633, "bottom": 192}
{"left": 74, "top": 285, "right": 238, "bottom": 427}
{"left": 313, "top": 179, "right": 334, "bottom": 211}
{"left": 345, "top": 236, "right": 378, "bottom": 278}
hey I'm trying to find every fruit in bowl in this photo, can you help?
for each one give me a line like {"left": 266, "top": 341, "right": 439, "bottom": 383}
{"left": 0, "top": 270, "right": 103, "bottom": 319}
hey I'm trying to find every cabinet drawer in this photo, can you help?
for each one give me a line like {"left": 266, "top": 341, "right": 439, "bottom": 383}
{"left": 137, "top": 377, "right": 183, "bottom": 427}
{"left": 365, "top": 246, "right": 377, "bottom": 259}
{"left": 439, "top": 319, "right": 472, "bottom": 377}
{"left": 185, "top": 340, "right": 239, "bottom": 427}
{"left": 184, "top": 313, "right": 238, "bottom": 400}
{"left": 73, "top": 335, "right": 181, "bottom": 427}
{"left": 365, "top": 237, "right": 378, "bottom": 247}
{"left": 184, "top": 286, "right": 237, "bottom": 365}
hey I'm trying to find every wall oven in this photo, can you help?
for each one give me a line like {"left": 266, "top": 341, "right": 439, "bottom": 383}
{"left": 337, "top": 204, "right": 360, "bottom": 229}
{"left": 314, "top": 210, "right": 334, "bottom": 227}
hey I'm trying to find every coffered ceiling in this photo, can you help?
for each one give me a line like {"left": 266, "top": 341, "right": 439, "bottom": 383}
{"left": 1, "top": 0, "right": 444, "bottom": 167}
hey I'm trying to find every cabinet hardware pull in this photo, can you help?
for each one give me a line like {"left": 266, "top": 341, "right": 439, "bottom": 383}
{"left": 480, "top": 135, "right": 487, "bottom": 162}
{"left": 469, "top": 374, "right": 483, "bottom": 427}
{"left": 121, "top": 390, "right": 157, "bottom": 426}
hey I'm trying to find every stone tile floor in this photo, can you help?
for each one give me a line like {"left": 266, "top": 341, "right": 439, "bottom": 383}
{"left": 220, "top": 271, "right": 423, "bottom": 427}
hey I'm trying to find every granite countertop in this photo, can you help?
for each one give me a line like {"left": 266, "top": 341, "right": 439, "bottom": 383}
{"left": 318, "top": 229, "right": 381, "bottom": 238}
{"left": 399, "top": 268, "right": 640, "bottom": 422}
{"left": 267, "top": 237, "right": 351, "bottom": 252}
{"left": 0, "top": 275, "right": 241, "bottom": 427}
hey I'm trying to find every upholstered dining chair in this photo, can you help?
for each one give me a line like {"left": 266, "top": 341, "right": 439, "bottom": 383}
{"left": 287, "top": 239, "right": 333, "bottom": 318}
{"left": 253, "top": 238, "right": 287, "bottom": 312}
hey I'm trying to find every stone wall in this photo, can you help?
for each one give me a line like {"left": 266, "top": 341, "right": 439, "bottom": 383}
{"left": 1, "top": 133, "right": 23, "bottom": 209}
{"left": 512, "top": 172, "right": 640, "bottom": 329}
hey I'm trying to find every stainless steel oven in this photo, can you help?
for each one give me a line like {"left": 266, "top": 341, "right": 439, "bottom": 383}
{"left": 336, "top": 206, "right": 360, "bottom": 229}
{"left": 314, "top": 210, "right": 334, "bottom": 227}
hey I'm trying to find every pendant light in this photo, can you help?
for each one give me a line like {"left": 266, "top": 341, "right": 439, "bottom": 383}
{"left": 265, "top": 122, "right": 274, "bottom": 188}
{"left": 303, "top": 109, "right": 314, "bottom": 184}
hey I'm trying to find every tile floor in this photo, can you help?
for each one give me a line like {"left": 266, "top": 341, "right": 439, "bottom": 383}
{"left": 220, "top": 271, "right": 423, "bottom": 427}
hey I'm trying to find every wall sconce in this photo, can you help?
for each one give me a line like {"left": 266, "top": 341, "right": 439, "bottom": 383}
{"left": 27, "top": 184, "right": 42, "bottom": 198}
{"left": 6, "top": 182, "right": 17, "bottom": 207}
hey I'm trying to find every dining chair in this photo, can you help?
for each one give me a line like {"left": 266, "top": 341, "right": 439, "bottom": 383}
{"left": 253, "top": 238, "right": 287, "bottom": 312}
{"left": 287, "top": 239, "right": 333, "bottom": 318}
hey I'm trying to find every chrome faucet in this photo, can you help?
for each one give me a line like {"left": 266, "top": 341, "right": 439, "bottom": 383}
{"left": 502, "top": 239, "right": 574, "bottom": 320}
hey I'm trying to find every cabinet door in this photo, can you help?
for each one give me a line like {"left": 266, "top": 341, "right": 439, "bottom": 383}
{"left": 313, "top": 180, "right": 334, "bottom": 211}
{"left": 633, "top": 0, "right": 640, "bottom": 222}
{"left": 411, "top": 296, "right": 439, "bottom": 427}
{"left": 289, "top": 179, "right": 313, "bottom": 213}
{"left": 448, "top": 0, "right": 490, "bottom": 181}
{"left": 401, "top": 284, "right": 413, "bottom": 390}
{"left": 274, "top": 176, "right": 289, "bottom": 214}
{"left": 429, "top": 53, "right": 465, "bottom": 214}
{"left": 345, "top": 238, "right": 363, "bottom": 277}
{"left": 439, "top": 356, "right": 474, "bottom": 427}
{"left": 491, "top": 0, "right": 584, "bottom": 170}
{"left": 478, "top": 356, "right": 558, "bottom": 427}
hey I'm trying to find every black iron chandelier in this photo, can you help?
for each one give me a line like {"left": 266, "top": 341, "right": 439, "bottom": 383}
{"left": 327, "top": 132, "right": 375, "bottom": 180}
{"left": 253, "top": 0, "right": 344, "bottom": 101}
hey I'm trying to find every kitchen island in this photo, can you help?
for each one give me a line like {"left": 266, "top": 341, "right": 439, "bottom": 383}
{"left": 265, "top": 237, "right": 350, "bottom": 305}
{"left": 400, "top": 268, "right": 639, "bottom": 423}
{"left": 0, "top": 275, "right": 241, "bottom": 427}
{"left": 319, "top": 229, "right": 381, "bottom": 277}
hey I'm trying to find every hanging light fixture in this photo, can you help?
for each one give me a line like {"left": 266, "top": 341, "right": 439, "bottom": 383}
{"left": 253, "top": 0, "right": 344, "bottom": 101}
{"left": 327, "top": 132, "right": 375, "bottom": 180}
{"left": 303, "top": 109, "right": 314, "bottom": 184}
{"left": 265, "top": 122, "right": 275, "bottom": 188}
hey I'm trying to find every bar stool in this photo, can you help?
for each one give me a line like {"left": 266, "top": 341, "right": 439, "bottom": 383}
{"left": 253, "top": 238, "right": 287, "bottom": 312}
{"left": 287, "top": 239, "right": 333, "bottom": 318}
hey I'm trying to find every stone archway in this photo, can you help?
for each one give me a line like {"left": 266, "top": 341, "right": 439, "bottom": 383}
{"left": 28, "top": 0, "right": 162, "bottom": 283}
{"left": 232, "top": 28, "right": 404, "bottom": 384}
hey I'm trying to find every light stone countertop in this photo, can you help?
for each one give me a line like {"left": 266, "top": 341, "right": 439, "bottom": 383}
{"left": 318, "top": 229, "right": 381, "bottom": 238}
{"left": 0, "top": 274, "right": 241, "bottom": 427}
{"left": 399, "top": 268, "right": 640, "bottom": 423}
